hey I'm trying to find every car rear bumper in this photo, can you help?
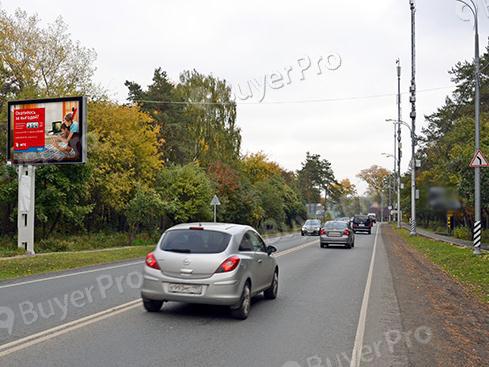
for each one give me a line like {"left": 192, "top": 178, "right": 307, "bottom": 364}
{"left": 302, "top": 230, "right": 320, "bottom": 235}
{"left": 320, "top": 236, "right": 349, "bottom": 244}
{"left": 353, "top": 226, "right": 371, "bottom": 232}
{"left": 141, "top": 268, "right": 243, "bottom": 306}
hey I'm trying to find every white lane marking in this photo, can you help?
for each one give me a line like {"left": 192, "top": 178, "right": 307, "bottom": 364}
{"left": 350, "top": 225, "right": 380, "bottom": 367}
{"left": 0, "top": 299, "right": 142, "bottom": 358}
{"left": 274, "top": 239, "right": 317, "bottom": 257}
{"left": 0, "top": 261, "right": 144, "bottom": 290}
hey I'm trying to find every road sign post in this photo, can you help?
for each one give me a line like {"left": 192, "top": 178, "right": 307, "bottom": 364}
{"left": 210, "top": 195, "right": 221, "bottom": 223}
{"left": 469, "top": 149, "right": 488, "bottom": 254}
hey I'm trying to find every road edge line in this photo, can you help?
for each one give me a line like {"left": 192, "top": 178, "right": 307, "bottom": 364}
{"left": 0, "top": 260, "right": 144, "bottom": 290}
{"left": 350, "top": 224, "right": 380, "bottom": 367}
{"left": 0, "top": 299, "right": 141, "bottom": 358}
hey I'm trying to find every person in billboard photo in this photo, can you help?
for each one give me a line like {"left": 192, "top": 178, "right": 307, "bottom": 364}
{"left": 63, "top": 111, "right": 80, "bottom": 145}
{"left": 52, "top": 123, "right": 80, "bottom": 159}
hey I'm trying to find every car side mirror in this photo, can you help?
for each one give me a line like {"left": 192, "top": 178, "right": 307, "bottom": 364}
{"left": 266, "top": 245, "right": 277, "bottom": 255}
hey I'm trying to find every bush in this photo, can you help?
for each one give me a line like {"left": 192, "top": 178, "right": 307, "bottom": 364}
{"left": 453, "top": 226, "right": 471, "bottom": 241}
{"left": 481, "top": 229, "right": 489, "bottom": 243}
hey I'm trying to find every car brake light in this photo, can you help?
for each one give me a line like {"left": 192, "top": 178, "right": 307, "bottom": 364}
{"left": 145, "top": 252, "right": 160, "bottom": 270}
{"left": 189, "top": 226, "right": 204, "bottom": 230}
{"left": 343, "top": 229, "right": 351, "bottom": 236}
{"left": 215, "top": 256, "right": 240, "bottom": 273}
{"left": 319, "top": 228, "right": 326, "bottom": 235}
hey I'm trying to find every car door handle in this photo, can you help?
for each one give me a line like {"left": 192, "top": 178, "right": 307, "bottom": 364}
{"left": 256, "top": 259, "right": 263, "bottom": 263}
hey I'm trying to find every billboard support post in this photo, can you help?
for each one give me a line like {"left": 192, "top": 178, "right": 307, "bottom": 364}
{"left": 17, "top": 165, "right": 36, "bottom": 254}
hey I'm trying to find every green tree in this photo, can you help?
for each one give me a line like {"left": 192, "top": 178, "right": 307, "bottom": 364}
{"left": 297, "top": 152, "right": 337, "bottom": 203}
{"left": 357, "top": 165, "right": 390, "bottom": 204}
{"left": 126, "top": 69, "right": 241, "bottom": 166}
{"left": 126, "top": 188, "right": 165, "bottom": 243}
{"left": 156, "top": 163, "right": 213, "bottom": 225}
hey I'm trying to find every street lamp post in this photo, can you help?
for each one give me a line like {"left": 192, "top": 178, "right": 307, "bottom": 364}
{"left": 456, "top": 0, "right": 481, "bottom": 255}
{"left": 409, "top": 0, "right": 417, "bottom": 236}
{"left": 386, "top": 118, "right": 417, "bottom": 230}
{"left": 381, "top": 152, "right": 395, "bottom": 222}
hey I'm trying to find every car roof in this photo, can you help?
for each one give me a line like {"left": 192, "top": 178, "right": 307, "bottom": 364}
{"left": 167, "top": 222, "right": 252, "bottom": 236}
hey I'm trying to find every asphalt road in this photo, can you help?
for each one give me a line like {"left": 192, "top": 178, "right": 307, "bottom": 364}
{"left": 0, "top": 226, "right": 408, "bottom": 367}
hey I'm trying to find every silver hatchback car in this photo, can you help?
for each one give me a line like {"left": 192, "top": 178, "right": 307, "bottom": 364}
{"left": 141, "top": 223, "right": 279, "bottom": 319}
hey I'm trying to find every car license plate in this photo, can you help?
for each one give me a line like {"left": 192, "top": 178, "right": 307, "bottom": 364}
{"left": 359, "top": 224, "right": 365, "bottom": 227}
{"left": 329, "top": 231, "right": 341, "bottom": 237}
{"left": 168, "top": 283, "right": 203, "bottom": 294}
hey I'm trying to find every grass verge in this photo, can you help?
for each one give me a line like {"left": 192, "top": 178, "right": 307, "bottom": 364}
{"left": 395, "top": 227, "right": 489, "bottom": 304}
{"left": 0, "top": 227, "right": 299, "bottom": 282}
{"left": 0, "top": 245, "right": 154, "bottom": 282}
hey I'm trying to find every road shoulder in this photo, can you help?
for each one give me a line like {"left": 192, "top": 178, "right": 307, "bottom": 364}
{"left": 383, "top": 224, "right": 489, "bottom": 366}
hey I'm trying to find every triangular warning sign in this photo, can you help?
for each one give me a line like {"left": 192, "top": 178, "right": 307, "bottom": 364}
{"left": 469, "top": 149, "right": 489, "bottom": 167}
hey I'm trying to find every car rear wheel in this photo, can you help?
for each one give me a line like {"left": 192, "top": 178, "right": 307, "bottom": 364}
{"left": 345, "top": 243, "right": 352, "bottom": 249}
{"left": 264, "top": 270, "right": 278, "bottom": 300}
{"left": 368, "top": 230, "right": 371, "bottom": 235}
{"left": 231, "top": 282, "right": 251, "bottom": 320}
{"left": 142, "top": 298, "right": 163, "bottom": 312}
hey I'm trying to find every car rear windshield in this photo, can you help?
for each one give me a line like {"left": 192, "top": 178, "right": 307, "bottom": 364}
{"left": 305, "top": 220, "right": 320, "bottom": 226}
{"left": 160, "top": 229, "right": 231, "bottom": 254}
{"left": 353, "top": 216, "right": 368, "bottom": 223}
{"left": 325, "top": 222, "right": 347, "bottom": 230}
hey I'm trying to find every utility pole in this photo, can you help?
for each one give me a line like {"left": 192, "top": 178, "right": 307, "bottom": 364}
{"left": 473, "top": 2, "right": 481, "bottom": 255}
{"left": 455, "top": 0, "right": 481, "bottom": 254}
{"left": 393, "top": 118, "right": 397, "bottom": 224}
{"left": 396, "top": 59, "right": 402, "bottom": 229}
{"left": 409, "top": 0, "right": 417, "bottom": 236}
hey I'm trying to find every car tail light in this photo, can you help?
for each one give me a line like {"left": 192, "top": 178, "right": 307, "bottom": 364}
{"left": 215, "top": 256, "right": 240, "bottom": 273}
{"left": 343, "top": 229, "right": 351, "bottom": 236}
{"left": 320, "top": 228, "right": 326, "bottom": 235}
{"left": 145, "top": 252, "right": 160, "bottom": 270}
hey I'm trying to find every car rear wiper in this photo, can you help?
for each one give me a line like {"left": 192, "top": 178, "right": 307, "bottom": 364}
{"left": 164, "top": 248, "right": 192, "bottom": 253}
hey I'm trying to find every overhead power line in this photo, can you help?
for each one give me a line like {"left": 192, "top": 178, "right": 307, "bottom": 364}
{"left": 132, "top": 85, "right": 455, "bottom": 106}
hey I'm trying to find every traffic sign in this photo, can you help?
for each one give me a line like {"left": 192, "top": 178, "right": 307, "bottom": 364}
{"left": 210, "top": 195, "right": 221, "bottom": 223}
{"left": 469, "top": 149, "right": 489, "bottom": 167}
{"left": 210, "top": 195, "right": 221, "bottom": 206}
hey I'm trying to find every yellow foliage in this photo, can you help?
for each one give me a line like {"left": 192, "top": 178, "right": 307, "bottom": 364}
{"left": 241, "top": 152, "right": 283, "bottom": 183}
{"left": 87, "top": 102, "right": 162, "bottom": 211}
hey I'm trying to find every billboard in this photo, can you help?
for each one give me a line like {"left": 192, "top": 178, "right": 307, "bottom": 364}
{"left": 7, "top": 96, "right": 87, "bottom": 165}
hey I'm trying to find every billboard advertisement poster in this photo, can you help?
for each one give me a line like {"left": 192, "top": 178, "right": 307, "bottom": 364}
{"left": 7, "top": 96, "right": 87, "bottom": 165}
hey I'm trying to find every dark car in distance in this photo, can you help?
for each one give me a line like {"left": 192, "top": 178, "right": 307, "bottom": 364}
{"left": 301, "top": 219, "right": 321, "bottom": 236}
{"left": 351, "top": 215, "right": 372, "bottom": 234}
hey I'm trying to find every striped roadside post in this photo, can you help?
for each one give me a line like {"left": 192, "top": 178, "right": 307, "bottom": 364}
{"left": 473, "top": 221, "right": 481, "bottom": 254}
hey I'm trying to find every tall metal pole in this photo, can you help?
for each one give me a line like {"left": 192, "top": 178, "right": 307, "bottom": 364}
{"left": 455, "top": 0, "right": 480, "bottom": 254}
{"left": 409, "top": 0, "right": 417, "bottom": 236}
{"left": 473, "top": 1, "right": 481, "bottom": 255}
{"left": 393, "top": 117, "right": 397, "bottom": 223}
{"left": 396, "top": 59, "right": 402, "bottom": 228}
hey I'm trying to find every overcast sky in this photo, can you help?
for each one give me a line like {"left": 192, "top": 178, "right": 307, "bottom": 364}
{"left": 3, "top": 0, "right": 489, "bottom": 193}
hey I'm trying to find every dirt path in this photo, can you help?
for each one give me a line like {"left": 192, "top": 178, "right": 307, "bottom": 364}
{"left": 382, "top": 225, "right": 489, "bottom": 366}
